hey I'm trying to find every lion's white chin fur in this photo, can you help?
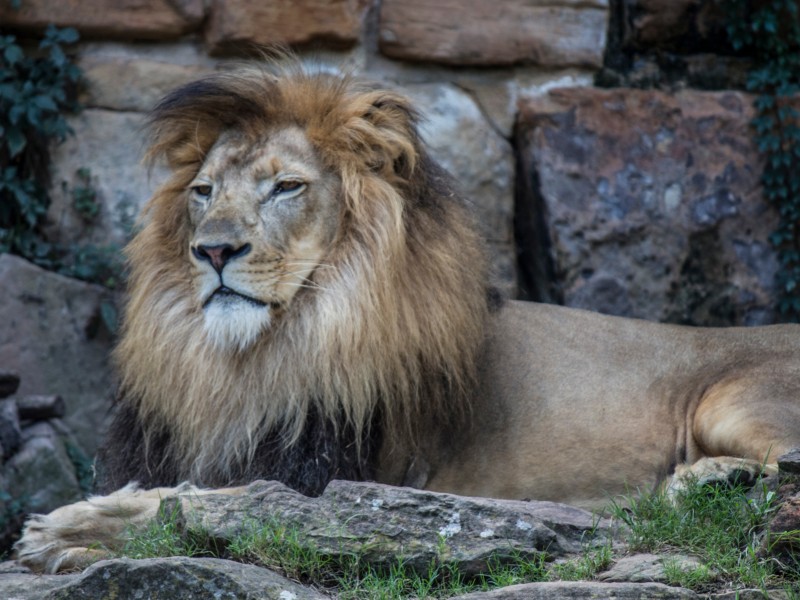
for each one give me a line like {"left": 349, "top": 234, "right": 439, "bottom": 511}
{"left": 203, "top": 299, "right": 272, "bottom": 352}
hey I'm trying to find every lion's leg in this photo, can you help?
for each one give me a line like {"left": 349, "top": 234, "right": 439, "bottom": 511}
{"left": 692, "top": 376, "right": 800, "bottom": 466}
{"left": 15, "top": 482, "right": 249, "bottom": 573}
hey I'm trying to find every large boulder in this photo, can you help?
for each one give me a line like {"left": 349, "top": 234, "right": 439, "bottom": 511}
{"left": 0, "top": 557, "right": 326, "bottom": 600}
{"left": 167, "top": 480, "right": 614, "bottom": 576}
{"left": 516, "top": 88, "right": 776, "bottom": 326}
{"left": 0, "top": 254, "right": 114, "bottom": 454}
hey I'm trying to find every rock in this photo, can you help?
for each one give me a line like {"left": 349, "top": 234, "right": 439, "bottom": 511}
{"left": 16, "top": 396, "right": 67, "bottom": 421}
{"left": 206, "top": 0, "right": 369, "bottom": 54}
{"left": 597, "top": 553, "right": 706, "bottom": 584}
{"left": 0, "top": 254, "right": 114, "bottom": 454}
{"left": 3, "top": 421, "right": 83, "bottom": 515}
{"left": 0, "top": 557, "right": 323, "bottom": 600}
{"left": 0, "top": 400, "right": 21, "bottom": 459}
{"left": 777, "top": 449, "right": 800, "bottom": 475}
{"left": 45, "top": 109, "right": 169, "bottom": 248}
{"left": 403, "top": 83, "right": 517, "bottom": 294}
{"left": 711, "top": 591, "right": 791, "bottom": 600}
{"left": 451, "top": 581, "right": 698, "bottom": 599}
{"left": 765, "top": 490, "right": 800, "bottom": 558}
{"left": 46, "top": 557, "right": 326, "bottom": 600}
{"left": 167, "top": 480, "right": 614, "bottom": 577}
{"left": 516, "top": 88, "right": 776, "bottom": 326}
{"left": 0, "top": 571, "right": 75, "bottom": 600}
{"left": 379, "top": 0, "right": 608, "bottom": 68}
{"left": 0, "top": 371, "right": 20, "bottom": 399}
{"left": 0, "top": 0, "right": 203, "bottom": 39}
{"left": 79, "top": 53, "right": 216, "bottom": 112}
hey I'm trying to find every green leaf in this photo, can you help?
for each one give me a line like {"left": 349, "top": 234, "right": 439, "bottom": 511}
{"left": 5, "top": 126, "right": 25, "bottom": 157}
{"left": 3, "top": 44, "right": 23, "bottom": 66}
{"left": 100, "top": 301, "right": 118, "bottom": 333}
{"left": 32, "top": 94, "right": 58, "bottom": 112}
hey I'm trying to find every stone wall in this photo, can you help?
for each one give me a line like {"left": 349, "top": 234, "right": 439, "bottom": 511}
{"left": 0, "top": 1, "right": 779, "bottom": 456}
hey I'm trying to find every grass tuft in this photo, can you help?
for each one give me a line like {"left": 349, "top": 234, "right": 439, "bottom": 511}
{"left": 608, "top": 476, "right": 790, "bottom": 591}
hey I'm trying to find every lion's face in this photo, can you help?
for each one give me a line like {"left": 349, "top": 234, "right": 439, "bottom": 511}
{"left": 187, "top": 126, "right": 341, "bottom": 350}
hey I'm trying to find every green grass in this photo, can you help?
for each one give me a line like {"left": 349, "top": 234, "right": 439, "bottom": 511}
{"left": 609, "top": 477, "right": 797, "bottom": 592}
{"left": 114, "top": 476, "right": 800, "bottom": 597}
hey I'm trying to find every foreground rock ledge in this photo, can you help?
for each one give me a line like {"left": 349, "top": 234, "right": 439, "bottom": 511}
{"left": 0, "top": 557, "right": 325, "bottom": 600}
{"left": 167, "top": 480, "right": 615, "bottom": 575}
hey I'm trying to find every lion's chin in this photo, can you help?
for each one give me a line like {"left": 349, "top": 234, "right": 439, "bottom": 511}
{"left": 203, "top": 297, "right": 272, "bottom": 352}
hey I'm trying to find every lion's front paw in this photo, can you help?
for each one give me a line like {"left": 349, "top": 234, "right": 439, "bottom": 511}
{"left": 14, "top": 512, "right": 113, "bottom": 574}
{"left": 14, "top": 483, "right": 171, "bottom": 573}
{"left": 667, "top": 456, "right": 777, "bottom": 501}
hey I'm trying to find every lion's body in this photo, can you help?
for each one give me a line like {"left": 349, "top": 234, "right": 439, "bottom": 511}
{"left": 15, "top": 62, "right": 800, "bottom": 573}
{"left": 414, "top": 300, "right": 800, "bottom": 508}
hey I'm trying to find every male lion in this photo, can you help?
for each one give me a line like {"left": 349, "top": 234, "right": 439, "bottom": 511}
{"left": 16, "top": 63, "right": 800, "bottom": 573}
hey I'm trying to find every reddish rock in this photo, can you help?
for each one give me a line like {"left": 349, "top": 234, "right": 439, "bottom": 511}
{"left": 0, "top": 0, "right": 204, "bottom": 39}
{"left": 516, "top": 88, "right": 776, "bottom": 326}
{"left": 206, "top": 0, "right": 369, "bottom": 54}
{"left": 379, "top": 0, "right": 608, "bottom": 67}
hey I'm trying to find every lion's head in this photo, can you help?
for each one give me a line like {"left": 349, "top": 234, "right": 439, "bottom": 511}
{"left": 113, "top": 62, "right": 490, "bottom": 484}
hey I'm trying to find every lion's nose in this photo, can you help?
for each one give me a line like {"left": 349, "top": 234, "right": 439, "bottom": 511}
{"left": 192, "top": 243, "right": 252, "bottom": 273}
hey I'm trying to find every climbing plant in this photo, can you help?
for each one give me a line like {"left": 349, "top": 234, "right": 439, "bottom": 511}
{"left": 0, "top": 24, "right": 81, "bottom": 265}
{"left": 0, "top": 23, "right": 123, "bottom": 290}
{"left": 726, "top": 0, "right": 800, "bottom": 321}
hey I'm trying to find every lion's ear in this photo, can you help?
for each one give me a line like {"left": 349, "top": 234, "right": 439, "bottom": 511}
{"left": 326, "top": 90, "right": 421, "bottom": 182}
{"left": 362, "top": 93, "right": 421, "bottom": 179}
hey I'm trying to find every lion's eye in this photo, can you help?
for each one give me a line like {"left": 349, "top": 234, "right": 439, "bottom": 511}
{"left": 191, "top": 184, "right": 213, "bottom": 199}
{"left": 273, "top": 180, "right": 305, "bottom": 196}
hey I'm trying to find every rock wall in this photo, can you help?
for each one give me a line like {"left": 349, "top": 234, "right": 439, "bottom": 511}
{"left": 0, "top": 1, "right": 779, "bottom": 453}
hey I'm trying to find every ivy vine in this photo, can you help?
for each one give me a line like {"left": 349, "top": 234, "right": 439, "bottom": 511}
{"left": 0, "top": 24, "right": 122, "bottom": 290}
{"left": 0, "top": 25, "right": 80, "bottom": 265}
{"left": 726, "top": 0, "right": 800, "bottom": 321}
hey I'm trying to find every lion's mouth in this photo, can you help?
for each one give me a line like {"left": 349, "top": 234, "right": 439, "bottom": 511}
{"left": 204, "top": 286, "right": 268, "bottom": 309}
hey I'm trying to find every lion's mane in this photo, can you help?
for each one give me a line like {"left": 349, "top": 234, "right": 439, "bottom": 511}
{"left": 96, "top": 63, "right": 491, "bottom": 495}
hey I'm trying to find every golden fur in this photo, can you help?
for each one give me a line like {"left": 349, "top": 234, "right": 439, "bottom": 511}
{"left": 15, "top": 61, "right": 800, "bottom": 574}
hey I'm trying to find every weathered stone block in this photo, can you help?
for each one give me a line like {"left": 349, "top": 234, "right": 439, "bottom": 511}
{"left": 0, "top": 0, "right": 203, "bottom": 39}
{"left": 0, "top": 254, "right": 114, "bottom": 454}
{"left": 4, "top": 422, "right": 83, "bottom": 515}
{"left": 169, "top": 480, "right": 613, "bottom": 576}
{"left": 79, "top": 54, "right": 215, "bottom": 112}
{"left": 379, "top": 0, "right": 608, "bottom": 67}
{"left": 49, "top": 557, "right": 326, "bottom": 600}
{"left": 403, "top": 83, "right": 517, "bottom": 294}
{"left": 516, "top": 88, "right": 776, "bottom": 326}
{"left": 45, "top": 109, "right": 169, "bottom": 248}
{"left": 206, "top": 0, "right": 369, "bottom": 54}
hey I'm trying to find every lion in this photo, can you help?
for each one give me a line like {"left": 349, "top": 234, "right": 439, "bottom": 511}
{"left": 15, "top": 61, "right": 800, "bottom": 574}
